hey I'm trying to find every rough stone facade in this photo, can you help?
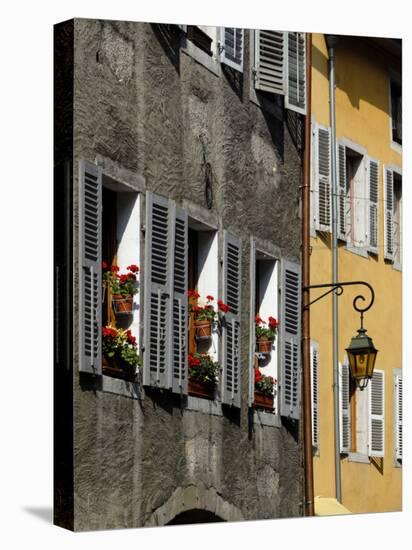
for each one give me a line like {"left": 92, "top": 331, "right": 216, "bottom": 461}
{"left": 55, "top": 18, "right": 304, "bottom": 531}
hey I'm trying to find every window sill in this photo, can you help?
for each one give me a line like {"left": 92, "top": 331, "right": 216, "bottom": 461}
{"left": 184, "top": 395, "right": 223, "bottom": 416}
{"left": 344, "top": 243, "right": 370, "bottom": 259}
{"left": 346, "top": 452, "right": 370, "bottom": 464}
{"left": 253, "top": 409, "right": 281, "bottom": 428}
{"left": 181, "top": 39, "right": 221, "bottom": 77}
{"left": 393, "top": 261, "right": 402, "bottom": 272}
{"left": 102, "top": 373, "right": 141, "bottom": 400}
{"left": 394, "top": 459, "right": 402, "bottom": 469}
{"left": 390, "top": 140, "right": 402, "bottom": 155}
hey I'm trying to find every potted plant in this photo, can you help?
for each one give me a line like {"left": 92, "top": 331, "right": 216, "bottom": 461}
{"left": 188, "top": 292, "right": 230, "bottom": 339}
{"left": 103, "top": 263, "right": 139, "bottom": 314}
{"left": 188, "top": 353, "right": 220, "bottom": 399}
{"left": 254, "top": 368, "right": 277, "bottom": 410}
{"left": 102, "top": 325, "right": 142, "bottom": 380}
{"left": 255, "top": 315, "right": 279, "bottom": 353}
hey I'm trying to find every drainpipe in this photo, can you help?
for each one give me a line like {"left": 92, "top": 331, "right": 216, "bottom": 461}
{"left": 325, "top": 34, "right": 342, "bottom": 503}
{"left": 302, "top": 32, "right": 314, "bottom": 517}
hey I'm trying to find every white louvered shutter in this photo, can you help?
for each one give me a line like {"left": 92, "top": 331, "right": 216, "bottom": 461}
{"left": 383, "top": 167, "right": 394, "bottom": 261}
{"left": 311, "top": 122, "right": 319, "bottom": 230}
{"left": 368, "top": 159, "right": 379, "bottom": 254}
{"left": 368, "top": 369, "right": 385, "bottom": 458}
{"left": 143, "top": 192, "right": 173, "bottom": 389}
{"left": 310, "top": 342, "right": 319, "bottom": 449}
{"left": 395, "top": 375, "right": 403, "bottom": 461}
{"left": 248, "top": 238, "right": 256, "bottom": 407}
{"left": 254, "top": 30, "right": 286, "bottom": 95}
{"left": 79, "top": 160, "right": 102, "bottom": 375}
{"left": 222, "top": 231, "right": 242, "bottom": 408}
{"left": 280, "top": 260, "right": 301, "bottom": 420}
{"left": 337, "top": 143, "right": 347, "bottom": 241}
{"left": 317, "top": 125, "right": 332, "bottom": 232}
{"left": 285, "top": 31, "right": 306, "bottom": 115}
{"left": 170, "top": 205, "right": 188, "bottom": 394}
{"left": 220, "top": 27, "right": 244, "bottom": 72}
{"left": 339, "top": 362, "right": 351, "bottom": 453}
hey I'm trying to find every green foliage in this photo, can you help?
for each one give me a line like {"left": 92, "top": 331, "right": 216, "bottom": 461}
{"left": 188, "top": 353, "right": 220, "bottom": 385}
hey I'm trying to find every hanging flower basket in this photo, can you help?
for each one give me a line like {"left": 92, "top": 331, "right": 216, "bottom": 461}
{"left": 256, "top": 337, "right": 273, "bottom": 353}
{"left": 112, "top": 294, "right": 134, "bottom": 314}
{"left": 188, "top": 379, "right": 215, "bottom": 400}
{"left": 194, "top": 319, "right": 212, "bottom": 339}
{"left": 254, "top": 391, "right": 274, "bottom": 411}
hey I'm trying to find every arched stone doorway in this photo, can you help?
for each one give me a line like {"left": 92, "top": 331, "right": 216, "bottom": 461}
{"left": 167, "top": 509, "right": 224, "bottom": 525}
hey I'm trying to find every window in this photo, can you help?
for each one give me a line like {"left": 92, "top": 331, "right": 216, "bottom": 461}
{"left": 390, "top": 79, "right": 402, "bottom": 145}
{"left": 252, "top": 30, "right": 307, "bottom": 114}
{"left": 339, "top": 362, "right": 385, "bottom": 459}
{"left": 384, "top": 167, "right": 402, "bottom": 266}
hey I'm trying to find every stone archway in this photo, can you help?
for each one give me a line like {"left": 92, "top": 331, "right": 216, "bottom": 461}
{"left": 144, "top": 485, "right": 244, "bottom": 527}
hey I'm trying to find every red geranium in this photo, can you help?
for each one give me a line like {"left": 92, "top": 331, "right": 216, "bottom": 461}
{"left": 206, "top": 295, "right": 214, "bottom": 301}
{"left": 127, "top": 264, "right": 139, "bottom": 273}
{"left": 217, "top": 299, "right": 230, "bottom": 313}
{"left": 268, "top": 316, "right": 279, "bottom": 330}
{"left": 254, "top": 368, "right": 262, "bottom": 383}
{"left": 103, "top": 326, "right": 117, "bottom": 338}
{"left": 188, "top": 354, "right": 201, "bottom": 368}
{"left": 187, "top": 289, "right": 200, "bottom": 299}
{"left": 126, "top": 329, "right": 137, "bottom": 346}
{"left": 255, "top": 314, "right": 264, "bottom": 325}
{"left": 111, "top": 265, "right": 120, "bottom": 273}
{"left": 102, "top": 260, "right": 108, "bottom": 270}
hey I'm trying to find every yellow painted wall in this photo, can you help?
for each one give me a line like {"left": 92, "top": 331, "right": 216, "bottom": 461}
{"left": 311, "top": 34, "right": 402, "bottom": 513}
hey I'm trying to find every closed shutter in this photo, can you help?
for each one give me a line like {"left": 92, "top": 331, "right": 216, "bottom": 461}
{"left": 220, "top": 27, "right": 244, "bottom": 72}
{"left": 79, "top": 160, "right": 102, "bottom": 375}
{"left": 383, "top": 167, "right": 394, "bottom": 261}
{"left": 222, "top": 231, "right": 242, "bottom": 408}
{"left": 279, "top": 259, "right": 301, "bottom": 420}
{"left": 254, "top": 30, "right": 286, "bottom": 95}
{"left": 310, "top": 342, "right": 319, "bottom": 449}
{"left": 143, "top": 192, "right": 173, "bottom": 389}
{"left": 311, "top": 122, "right": 319, "bottom": 230}
{"left": 368, "top": 369, "right": 385, "bottom": 458}
{"left": 285, "top": 31, "right": 306, "bottom": 115}
{"left": 170, "top": 205, "right": 188, "bottom": 394}
{"left": 248, "top": 238, "right": 256, "bottom": 407}
{"left": 337, "top": 143, "right": 347, "bottom": 241}
{"left": 339, "top": 362, "right": 351, "bottom": 453}
{"left": 395, "top": 375, "right": 403, "bottom": 461}
{"left": 317, "top": 125, "right": 332, "bottom": 232}
{"left": 368, "top": 159, "right": 379, "bottom": 254}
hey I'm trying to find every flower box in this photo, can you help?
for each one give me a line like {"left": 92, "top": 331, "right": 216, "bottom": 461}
{"left": 112, "top": 294, "right": 134, "bottom": 314}
{"left": 188, "top": 379, "right": 215, "bottom": 400}
{"left": 256, "top": 337, "right": 272, "bottom": 353}
{"left": 194, "top": 319, "right": 212, "bottom": 339}
{"left": 254, "top": 391, "right": 274, "bottom": 411}
{"left": 102, "top": 355, "right": 137, "bottom": 381}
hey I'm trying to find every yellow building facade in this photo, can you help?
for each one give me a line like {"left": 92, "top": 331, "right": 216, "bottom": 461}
{"left": 310, "top": 34, "right": 402, "bottom": 513}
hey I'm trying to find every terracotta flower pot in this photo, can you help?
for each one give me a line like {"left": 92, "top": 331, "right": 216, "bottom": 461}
{"left": 112, "top": 294, "right": 133, "bottom": 314}
{"left": 257, "top": 337, "right": 272, "bottom": 353}
{"left": 188, "top": 378, "right": 215, "bottom": 400}
{"left": 254, "top": 391, "right": 274, "bottom": 411}
{"left": 194, "top": 319, "right": 212, "bottom": 339}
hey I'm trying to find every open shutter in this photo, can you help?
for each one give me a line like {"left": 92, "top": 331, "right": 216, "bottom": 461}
{"left": 367, "top": 159, "right": 379, "bottom": 254}
{"left": 170, "top": 205, "right": 188, "bottom": 394}
{"left": 337, "top": 143, "right": 347, "bottom": 241}
{"left": 339, "top": 362, "right": 351, "bottom": 453}
{"left": 254, "top": 30, "right": 286, "bottom": 95}
{"left": 79, "top": 160, "right": 102, "bottom": 375}
{"left": 368, "top": 369, "right": 385, "bottom": 458}
{"left": 143, "top": 192, "right": 173, "bottom": 389}
{"left": 220, "top": 27, "right": 244, "bottom": 72}
{"left": 222, "top": 231, "right": 242, "bottom": 408}
{"left": 248, "top": 238, "right": 256, "bottom": 407}
{"left": 395, "top": 375, "right": 403, "bottom": 461}
{"left": 279, "top": 259, "right": 301, "bottom": 420}
{"left": 383, "top": 167, "right": 394, "bottom": 261}
{"left": 310, "top": 342, "right": 319, "bottom": 449}
{"left": 317, "top": 125, "right": 332, "bottom": 232}
{"left": 285, "top": 31, "right": 306, "bottom": 115}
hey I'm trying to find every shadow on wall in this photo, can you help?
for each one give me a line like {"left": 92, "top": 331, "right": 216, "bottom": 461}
{"left": 167, "top": 509, "right": 225, "bottom": 525}
{"left": 151, "top": 23, "right": 181, "bottom": 75}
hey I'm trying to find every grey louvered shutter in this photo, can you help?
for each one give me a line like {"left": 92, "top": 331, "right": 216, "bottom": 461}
{"left": 395, "top": 375, "right": 403, "bottom": 461}
{"left": 317, "top": 125, "right": 332, "bottom": 232}
{"left": 310, "top": 342, "right": 319, "bottom": 449}
{"left": 79, "top": 160, "right": 102, "bottom": 375}
{"left": 368, "top": 369, "right": 385, "bottom": 458}
{"left": 143, "top": 192, "right": 173, "bottom": 389}
{"left": 170, "top": 205, "right": 188, "bottom": 394}
{"left": 285, "top": 31, "right": 306, "bottom": 115}
{"left": 383, "top": 167, "right": 394, "bottom": 261}
{"left": 367, "top": 159, "right": 379, "bottom": 254}
{"left": 337, "top": 143, "right": 347, "bottom": 241}
{"left": 339, "top": 362, "right": 351, "bottom": 453}
{"left": 279, "top": 259, "right": 301, "bottom": 420}
{"left": 248, "top": 238, "right": 256, "bottom": 407}
{"left": 222, "top": 231, "right": 242, "bottom": 408}
{"left": 311, "top": 122, "right": 319, "bottom": 230}
{"left": 220, "top": 27, "right": 244, "bottom": 72}
{"left": 254, "top": 30, "right": 286, "bottom": 95}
